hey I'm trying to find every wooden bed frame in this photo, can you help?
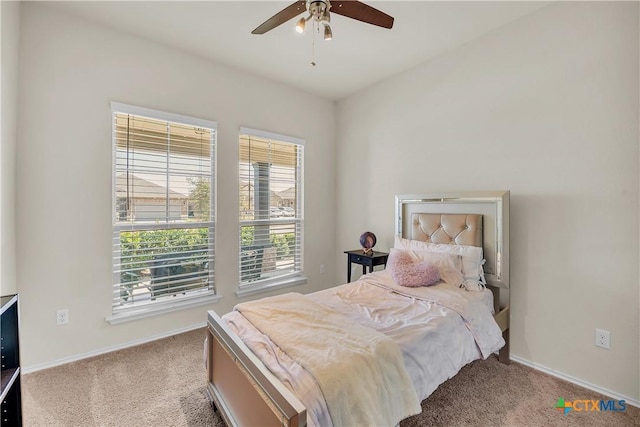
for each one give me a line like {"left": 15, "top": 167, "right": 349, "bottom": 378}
{"left": 206, "top": 191, "right": 510, "bottom": 427}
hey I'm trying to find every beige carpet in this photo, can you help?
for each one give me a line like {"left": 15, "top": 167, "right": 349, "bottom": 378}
{"left": 23, "top": 328, "right": 639, "bottom": 427}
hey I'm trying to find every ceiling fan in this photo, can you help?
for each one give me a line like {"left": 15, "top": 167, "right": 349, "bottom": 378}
{"left": 252, "top": 0, "right": 394, "bottom": 40}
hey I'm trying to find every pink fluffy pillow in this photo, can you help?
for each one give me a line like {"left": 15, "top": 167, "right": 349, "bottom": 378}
{"left": 387, "top": 248, "right": 441, "bottom": 287}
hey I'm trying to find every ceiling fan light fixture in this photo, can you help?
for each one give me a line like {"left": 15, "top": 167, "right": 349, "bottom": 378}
{"left": 323, "top": 24, "right": 333, "bottom": 41}
{"left": 252, "top": 0, "right": 394, "bottom": 35}
{"left": 321, "top": 9, "right": 331, "bottom": 25}
{"left": 295, "top": 16, "right": 306, "bottom": 33}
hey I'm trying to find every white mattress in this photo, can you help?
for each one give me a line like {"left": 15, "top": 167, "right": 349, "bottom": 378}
{"left": 223, "top": 270, "right": 502, "bottom": 427}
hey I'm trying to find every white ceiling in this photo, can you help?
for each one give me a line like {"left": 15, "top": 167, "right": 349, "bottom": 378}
{"left": 47, "top": 1, "right": 550, "bottom": 100}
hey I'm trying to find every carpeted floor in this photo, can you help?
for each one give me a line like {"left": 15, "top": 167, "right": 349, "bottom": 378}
{"left": 22, "top": 328, "right": 639, "bottom": 426}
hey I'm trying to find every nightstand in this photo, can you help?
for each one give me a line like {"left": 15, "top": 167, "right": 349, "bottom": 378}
{"left": 344, "top": 250, "right": 389, "bottom": 282}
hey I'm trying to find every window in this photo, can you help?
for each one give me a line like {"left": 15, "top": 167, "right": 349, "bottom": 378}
{"left": 238, "top": 128, "right": 305, "bottom": 296}
{"left": 110, "top": 103, "right": 217, "bottom": 322}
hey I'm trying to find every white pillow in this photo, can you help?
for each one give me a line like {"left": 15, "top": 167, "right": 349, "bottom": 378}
{"left": 394, "top": 236, "right": 486, "bottom": 288}
{"left": 388, "top": 248, "right": 464, "bottom": 287}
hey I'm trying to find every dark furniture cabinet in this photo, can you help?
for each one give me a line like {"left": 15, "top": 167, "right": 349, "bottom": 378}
{"left": 1, "top": 294, "right": 21, "bottom": 426}
{"left": 344, "top": 250, "right": 389, "bottom": 282}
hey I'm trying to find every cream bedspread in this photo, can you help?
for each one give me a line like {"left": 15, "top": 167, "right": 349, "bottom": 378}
{"left": 235, "top": 292, "right": 421, "bottom": 427}
{"left": 364, "top": 274, "right": 504, "bottom": 358}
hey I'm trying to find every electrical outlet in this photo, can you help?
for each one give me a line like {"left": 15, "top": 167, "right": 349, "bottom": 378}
{"left": 56, "top": 309, "right": 69, "bottom": 325}
{"left": 320, "top": 264, "right": 326, "bottom": 274}
{"left": 595, "top": 329, "right": 610, "bottom": 349}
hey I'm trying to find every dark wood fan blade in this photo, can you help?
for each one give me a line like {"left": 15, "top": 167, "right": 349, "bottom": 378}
{"left": 252, "top": 1, "right": 307, "bottom": 34}
{"left": 331, "top": 1, "right": 394, "bottom": 29}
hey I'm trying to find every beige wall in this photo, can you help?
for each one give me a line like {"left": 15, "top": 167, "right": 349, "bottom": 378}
{"left": 336, "top": 2, "right": 639, "bottom": 400}
{"left": 0, "top": 0, "right": 19, "bottom": 296}
{"left": 16, "top": 3, "right": 336, "bottom": 369}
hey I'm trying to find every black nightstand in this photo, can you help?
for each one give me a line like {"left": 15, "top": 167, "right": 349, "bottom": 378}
{"left": 344, "top": 250, "right": 389, "bottom": 282}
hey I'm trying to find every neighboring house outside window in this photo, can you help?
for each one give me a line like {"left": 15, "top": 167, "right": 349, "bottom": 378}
{"left": 109, "top": 103, "right": 217, "bottom": 323}
{"left": 237, "top": 128, "right": 305, "bottom": 297}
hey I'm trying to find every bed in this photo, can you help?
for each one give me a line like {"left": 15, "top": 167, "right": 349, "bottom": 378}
{"left": 205, "top": 191, "right": 510, "bottom": 427}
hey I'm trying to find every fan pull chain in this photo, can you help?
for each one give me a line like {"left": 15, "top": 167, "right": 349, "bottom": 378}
{"left": 311, "top": 19, "right": 316, "bottom": 66}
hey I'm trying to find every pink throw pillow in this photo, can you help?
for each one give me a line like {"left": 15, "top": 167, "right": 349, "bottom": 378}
{"left": 388, "top": 249, "right": 441, "bottom": 287}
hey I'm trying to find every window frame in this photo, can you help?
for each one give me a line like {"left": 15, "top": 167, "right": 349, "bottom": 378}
{"left": 107, "top": 102, "right": 219, "bottom": 324}
{"left": 236, "top": 127, "right": 306, "bottom": 298}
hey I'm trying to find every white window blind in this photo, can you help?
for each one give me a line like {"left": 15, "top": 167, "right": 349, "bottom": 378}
{"left": 112, "top": 103, "right": 216, "bottom": 314}
{"left": 239, "top": 128, "right": 304, "bottom": 289}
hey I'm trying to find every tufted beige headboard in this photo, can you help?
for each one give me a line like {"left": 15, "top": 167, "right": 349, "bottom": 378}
{"left": 396, "top": 191, "right": 509, "bottom": 293}
{"left": 410, "top": 213, "right": 482, "bottom": 247}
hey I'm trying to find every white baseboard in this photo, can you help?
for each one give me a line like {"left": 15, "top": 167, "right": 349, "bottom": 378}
{"left": 22, "top": 322, "right": 206, "bottom": 374}
{"left": 511, "top": 354, "right": 640, "bottom": 409}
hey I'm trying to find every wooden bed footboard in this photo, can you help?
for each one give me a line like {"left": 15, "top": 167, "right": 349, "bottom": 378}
{"left": 206, "top": 310, "right": 307, "bottom": 427}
